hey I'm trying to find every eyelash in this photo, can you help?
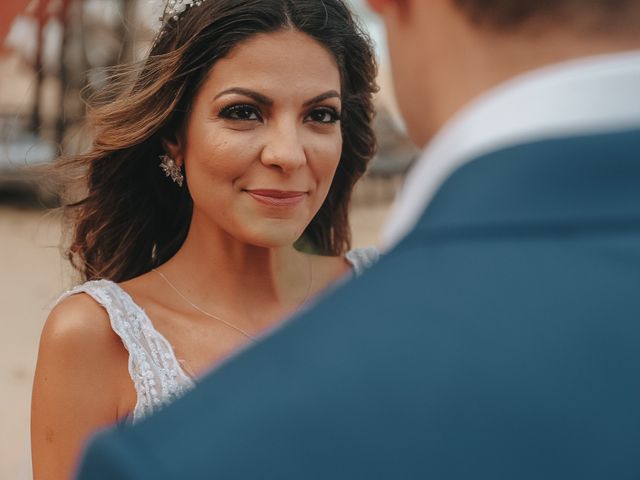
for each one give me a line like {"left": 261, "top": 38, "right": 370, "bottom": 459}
{"left": 218, "top": 104, "right": 262, "bottom": 122}
{"left": 217, "top": 104, "right": 341, "bottom": 124}
{"left": 307, "top": 107, "right": 342, "bottom": 124}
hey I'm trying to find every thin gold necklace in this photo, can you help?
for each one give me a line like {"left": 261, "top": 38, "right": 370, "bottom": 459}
{"left": 152, "top": 255, "right": 313, "bottom": 342}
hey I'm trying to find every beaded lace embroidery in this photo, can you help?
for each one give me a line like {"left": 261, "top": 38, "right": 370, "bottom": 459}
{"left": 58, "top": 281, "right": 195, "bottom": 423}
{"left": 345, "top": 246, "right": 380, "bottom": 277}
{"left": 57, "top": 248, "right": 378, "bottom": 423}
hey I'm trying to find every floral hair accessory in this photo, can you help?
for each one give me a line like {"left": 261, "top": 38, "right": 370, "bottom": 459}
{"left": 151, "top": 0, "right": 208, "bottom": 37}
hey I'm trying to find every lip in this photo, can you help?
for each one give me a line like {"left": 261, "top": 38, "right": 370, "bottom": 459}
{"left": 244, "top": 189, "right": 308, "bottom": 207}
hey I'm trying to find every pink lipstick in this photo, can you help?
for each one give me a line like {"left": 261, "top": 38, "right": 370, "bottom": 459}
{"left": 245, "top": 189, "right": 307, "bottom": 207}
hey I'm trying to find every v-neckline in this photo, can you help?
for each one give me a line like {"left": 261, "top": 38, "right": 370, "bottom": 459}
{"left": 106, "top": 248, "right": 373, "bottom": 383}
{"left": 109, "top": 280, "right": 199, "bottom": 384}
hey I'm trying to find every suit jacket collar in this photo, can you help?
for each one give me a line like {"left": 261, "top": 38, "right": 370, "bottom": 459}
{"left": 407, "top": 129, "right": 640, "bottom": 239}
{"left": 383, "top": 50, "right": 640, "bottom": 248}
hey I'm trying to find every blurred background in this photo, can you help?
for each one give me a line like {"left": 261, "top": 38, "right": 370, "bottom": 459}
{"left": 0, "top": 1, "right": 417, "bottom": 477}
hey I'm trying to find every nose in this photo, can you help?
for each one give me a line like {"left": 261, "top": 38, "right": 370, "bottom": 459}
{"left": 260, "top": 123, "right": 306, "bottom": 172}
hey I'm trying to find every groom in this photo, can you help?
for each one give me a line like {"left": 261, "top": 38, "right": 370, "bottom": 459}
{"left": 78, "top": 1, "right": 640, "bottom": 478}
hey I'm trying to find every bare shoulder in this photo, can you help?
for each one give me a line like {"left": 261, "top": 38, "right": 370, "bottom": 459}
{"left": 307, "top": 253, "right": 351, "bottom": 291}
{"left": 43, "top": 293, "right": 113, "bottom": 345}
{"left": 32, "top": 293, "right": 129, "bottom": 480}
{"left": 34, "top": 291, "right": 130, "bottom": 420}
{"left": 39, "top": 292, "right": 124, "bottom": 365}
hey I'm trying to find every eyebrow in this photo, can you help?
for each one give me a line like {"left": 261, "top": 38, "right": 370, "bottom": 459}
{"left": 213, "top": 88, "right": 341, "bottom": 107}
{"left": 214, "top": 88, "right": 273, "bottom": 106}
{"left": 303, "top": 90, "right": 341, "bottom": 107}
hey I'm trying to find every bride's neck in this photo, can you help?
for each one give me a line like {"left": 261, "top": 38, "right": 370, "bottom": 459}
{"left": 159, "top": 220, "right": 312, "bottom": 325}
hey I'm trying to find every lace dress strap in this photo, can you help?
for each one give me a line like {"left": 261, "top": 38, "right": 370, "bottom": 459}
{"left": 345, "top": 246, "right": 380, "bottom": 276}
{"left": 57, "top": 280, "right": 195, "bottom": 423}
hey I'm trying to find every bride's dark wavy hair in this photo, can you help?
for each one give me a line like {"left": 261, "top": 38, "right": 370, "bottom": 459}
{"left": 60, "top": 0, "right": 377, "bottom": 282}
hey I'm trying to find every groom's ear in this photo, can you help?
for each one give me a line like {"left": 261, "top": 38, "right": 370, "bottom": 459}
{"left": 366, "top": 0, "right": 413, "bottom": 18}
{"left": 366, "top": 0, "right": 402, "bottom": 14}
{"left": 366, "top": 0, "right": 387, "bottom": 14}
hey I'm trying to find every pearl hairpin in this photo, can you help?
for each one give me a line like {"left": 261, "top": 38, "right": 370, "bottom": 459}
{"left": 150, "top": 0, "right": 207, "bottom": 36}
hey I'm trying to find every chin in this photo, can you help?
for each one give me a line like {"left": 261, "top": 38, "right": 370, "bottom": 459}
{"left": 240, "top": 224, "right": 305, "bottom": 249}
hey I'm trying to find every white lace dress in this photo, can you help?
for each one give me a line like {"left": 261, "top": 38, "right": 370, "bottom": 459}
{"left": 18, "top": 250, "right": 378, "bottom": 480}
{"left": 57, "top": 247, "right": 379, "bottom": 423}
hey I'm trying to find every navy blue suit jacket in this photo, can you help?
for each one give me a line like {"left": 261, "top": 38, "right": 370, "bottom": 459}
{"left": 77, "top": 129, "right": 640, "bottom": 479}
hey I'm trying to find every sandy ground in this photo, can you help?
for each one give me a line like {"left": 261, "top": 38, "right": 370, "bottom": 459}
{"left": 0, "top": 205, "right": 68, "bottom": 480}
{"left": 0, "top": 191, "right": 393, "bottom": 479}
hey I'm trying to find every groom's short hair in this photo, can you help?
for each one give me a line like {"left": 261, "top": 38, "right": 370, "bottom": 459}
{"left": 453, "top": 0, "right": 640, "bottom": 31}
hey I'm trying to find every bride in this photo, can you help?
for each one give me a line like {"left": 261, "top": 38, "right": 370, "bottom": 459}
{"left": 30, "top": 0, "right": 379, "bottom": 478}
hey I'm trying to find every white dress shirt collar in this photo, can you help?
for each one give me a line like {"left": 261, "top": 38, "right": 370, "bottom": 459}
{"left": 381, "top": 50, "right": 640, "bottom": 249}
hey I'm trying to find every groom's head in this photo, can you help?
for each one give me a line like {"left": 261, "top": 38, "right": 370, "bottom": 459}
{"left": 453, "top": 0, "right": 640, "bottom": 31}
{"left": 367, "top": 0, "right": 640, "bottom": 147}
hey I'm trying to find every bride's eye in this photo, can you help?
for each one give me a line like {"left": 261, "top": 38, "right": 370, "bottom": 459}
{"left": 305, "top": 107, "right": 341, "bottom": 125}
{"left": 218, "top": 104, "right": 263, "bottom": 121}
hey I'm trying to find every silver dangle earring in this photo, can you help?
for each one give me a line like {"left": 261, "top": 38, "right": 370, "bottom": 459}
{"left": 159, "top": 154, "right": 184, "bottom": 187}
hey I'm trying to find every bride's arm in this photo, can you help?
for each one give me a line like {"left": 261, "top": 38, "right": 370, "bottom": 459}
{"left": 31, "top": 294, "right": 129, "bottom": 480}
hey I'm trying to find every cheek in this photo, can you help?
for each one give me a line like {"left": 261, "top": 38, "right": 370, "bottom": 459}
{"left": 186, "top": 134, "right": 258, "bottom": 183}
{"left": 309, "top": 134, "right": 343, "bottom": 188}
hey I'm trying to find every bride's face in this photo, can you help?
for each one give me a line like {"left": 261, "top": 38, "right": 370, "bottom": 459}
{"left": 169, "top": 29, "right": 343, "bottom": 248}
